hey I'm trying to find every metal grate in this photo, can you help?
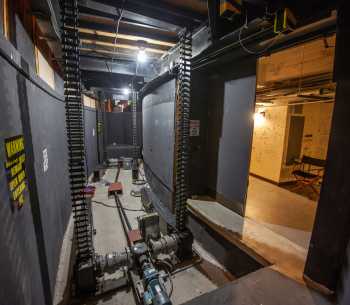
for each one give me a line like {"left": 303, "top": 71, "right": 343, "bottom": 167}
{"left": 175, "top": 29, "right": 192, "bottom": 232}
{"left": 61, "top": 0, "right": 94, "bottom": 262}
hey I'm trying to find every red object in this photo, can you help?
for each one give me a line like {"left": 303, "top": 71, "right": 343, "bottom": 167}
{"left": 84, "top": 186, "right": 96, "bottom": 198}
{"left": 128, "top": 229, "right": 142, "bottom": 245}
{"left": 108, "top": 182, "right": 123, "bottom": 196}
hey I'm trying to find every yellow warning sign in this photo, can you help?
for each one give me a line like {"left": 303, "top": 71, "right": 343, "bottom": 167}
{"left": 4, "top": 135, "right": 27, "bottom": 208}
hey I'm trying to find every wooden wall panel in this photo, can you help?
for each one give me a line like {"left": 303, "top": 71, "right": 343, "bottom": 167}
{"left": 258, "top": 35, "right": 336, "bottom": 85}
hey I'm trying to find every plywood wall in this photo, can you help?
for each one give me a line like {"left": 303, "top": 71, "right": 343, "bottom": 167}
{"left": 250, "top": 106, "right": 289, "bottom": 183}
{"left": 83, "top": 94, "right": 97, "bottom": 108}
{"left": 36, "top": 47, "right": 55, "bottom": 89}
{"left": 257, "top": 35, "right": 336, "bottom": 85}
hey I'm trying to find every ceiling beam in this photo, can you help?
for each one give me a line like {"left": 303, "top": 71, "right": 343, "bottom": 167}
{"left": 79, "top": 18, "right": 178, "bottom": 45}
{"left": 80, "top": 49, "right": 137, "bottom": 62}
{"left": 80, "top": 45, "right": 162, "bottom": 62}
{"left": 82, "top": 70, "right": 145, "bottom": 90}
{"left": 80, "top": 39, "right": 167, "bottom": 54}
{"left": 80, "top": 56, "right": 154, "bottom": 77}
{"left": 79, "top": 29, "right": 175, "bottom": 48}
{"left": 79, "top": 32, "right": 170, "bottom": 52}
{"left": 79, "top": 0, "right": 181, "bottom": 32}
{"left": 92, "top": 0, "right": 206, "bottom": 27}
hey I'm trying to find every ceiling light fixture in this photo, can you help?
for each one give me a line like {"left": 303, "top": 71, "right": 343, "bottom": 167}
{"left": 254, "top": 111, "right": 266, "bottom": 127}
{"left": 123, "top": 88, "right": 130, "bottom": 95}
{"left": 137, "top": 49, "right": 147, "bottom": 63}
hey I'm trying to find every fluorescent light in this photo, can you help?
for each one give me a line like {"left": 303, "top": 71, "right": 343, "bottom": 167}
{"left": 137, "top": 49, "right": 147, "bottom": 63}
{"left": 123, "top": 88, "right": 130, "bottom": 95}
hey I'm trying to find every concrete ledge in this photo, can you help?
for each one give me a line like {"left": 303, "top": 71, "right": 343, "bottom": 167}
{"left": 187, "top": 199, "right": 308, "bottom": 283}
{"left": 53, "top": 215, "right": 74, "bottom": 305}
{"left": 182, "top": 267, "right": 333, "bottom": 305}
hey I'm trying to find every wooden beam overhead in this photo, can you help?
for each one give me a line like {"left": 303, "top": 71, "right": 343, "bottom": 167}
{"left": 80, "top": 47, "right": 161, "bottom": 59}
{"left": 79, "top": 14, "right": 178, "bottom": 44}
{"left": 78, "top": 27, "right": 176, "bottom": 48}
{"left": 80, "top": 39, "right": 167, "bottom": 54}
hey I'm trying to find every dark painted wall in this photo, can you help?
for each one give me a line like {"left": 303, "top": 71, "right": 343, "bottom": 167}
{"left": 189, "top": 71, "right": 210, "bottom": 196}
{"left": 105, "top": 111, "right": 142, "bottom": 147}
{"left": 305, "top": 2, "right": 350, "bottom": 293}
{"left": 0, "top": 24, "right": 71, "bottom": 305}
{"left": 191, "top": 60, "right": 257, "bottom": 216}
{"left": 340, "top": 243, "right": 350, "bottom": 305}
{"left": 84, "top": 107, "right": 99, "bottom": 176}
{"left": 25, "top": 79, "right": 71, "bottom": 295}
{"left": 0, "top": 55, "right": 46, "bottom": 305}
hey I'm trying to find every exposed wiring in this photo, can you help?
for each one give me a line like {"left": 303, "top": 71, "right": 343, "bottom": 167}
{"left": 92, "top": 200, "right": 117, "bottom": 208}
{"left": 166, "top": 270, "right": 174, "bottom": 298}
{"left": 171, "top": 260, "right": 201, "bottom": 275}
{"left": 92, "top": 200, "right": 145, "bottom": 212}
{"left": 155, "top": 259, "right": 174, "bottom": 273}
{"left": 111, "top": 1, "right": 126, "bottom": 73}
{"left": 238, "top": 13, "right": 280, "bottom": 55}
{"left": 123, "top": 206, "right": 145, "bottom": 212}
{"left": 155, "top": 259, "right": 174, "bottom": 297}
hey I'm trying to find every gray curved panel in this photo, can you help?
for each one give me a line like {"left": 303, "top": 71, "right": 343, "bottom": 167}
{"left": 142, "top": 79, "right": 176, "bottom": 192}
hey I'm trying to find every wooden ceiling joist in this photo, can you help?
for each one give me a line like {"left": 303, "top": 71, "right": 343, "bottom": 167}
{"left": 78, "top": 27, "right": 175, "bottom": 48}
{"left": 80, "top": 47, "right": 160, "bottom": 60}
{"left": 80, "top": 39, "right": 167, "bottom": 54}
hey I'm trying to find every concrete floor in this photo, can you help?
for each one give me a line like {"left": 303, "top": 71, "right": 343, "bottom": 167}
{"left": 246, "top": 176, "right": 317, "bottom": 249}
{"left": 78, "top": 167, "right": 217, "bottom": 305}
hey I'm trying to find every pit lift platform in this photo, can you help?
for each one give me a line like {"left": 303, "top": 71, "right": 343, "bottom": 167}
{"left": 61, "top": 2, "right": 196, "bottom": 304}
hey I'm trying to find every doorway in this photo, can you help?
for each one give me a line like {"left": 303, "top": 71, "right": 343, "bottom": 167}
{"left": 246, "top": 35, "right": 336, "bottom": 250}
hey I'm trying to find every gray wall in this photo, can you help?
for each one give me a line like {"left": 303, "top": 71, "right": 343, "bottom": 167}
{"left": 142, "top": 79, "right": 176, "bottom": 192}
{"left": 0, "top": 55, "right": 46, "bottom": 305}
{"left": 207, "top": 75, "right": 256, "bottom": 215}
{"left": 84, "top": 107, "right": 99, "bottom": 176}
{"left": 0, "top": 26, "right": 71, "bottom": 305}
{"left": 105, "top": 111, "right": 142, "bottom": 147}
{"left": 25, "top": 79, "right": 71, "bottom": 294}
{"left": 199, "top": 60, "right": 257, "bottom": 216}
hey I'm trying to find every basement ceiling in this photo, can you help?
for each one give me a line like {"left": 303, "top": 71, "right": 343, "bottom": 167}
{"left": 76, "top": 0, "right": 210, "bottom": 94}
{"left": 72, "top": 0, "right": 336, "bottom": 96}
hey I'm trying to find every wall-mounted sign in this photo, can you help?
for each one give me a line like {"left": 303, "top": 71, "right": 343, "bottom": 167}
{"left": 4, "top": 135, "right": 27, "bottom": 208}
{"left": 190, "top": 120, "right": 200, "bottom": 137}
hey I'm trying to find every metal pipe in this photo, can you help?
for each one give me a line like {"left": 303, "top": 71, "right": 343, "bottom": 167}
{"left": 192, "top": 13, "right": 336, "bottom": 71}
{"left": 259, "top": 13, "right": 337, "bottom": 49}
{"left": 256, "top": 100, "right": 335, "bottom": 108}
{"left": 116, "top": 194, "right": 133, "bottom": 232}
